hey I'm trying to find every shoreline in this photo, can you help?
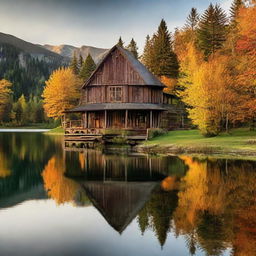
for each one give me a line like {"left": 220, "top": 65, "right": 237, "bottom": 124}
{"left": 135, "top": 143, "right": 256, "bottom": 160}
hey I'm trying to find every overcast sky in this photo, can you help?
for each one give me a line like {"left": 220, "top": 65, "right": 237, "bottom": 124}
{"left": 0, "top": 0, "right": 232, "bottom": 51}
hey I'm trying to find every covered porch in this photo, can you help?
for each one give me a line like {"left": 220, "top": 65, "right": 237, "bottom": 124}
{"left": 64, "top": 110, "right": 162, "bottom": 136}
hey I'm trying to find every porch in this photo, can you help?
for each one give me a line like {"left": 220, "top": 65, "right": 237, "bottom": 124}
{"left": 64, "top": 110, "right": 162, "bottom": 137}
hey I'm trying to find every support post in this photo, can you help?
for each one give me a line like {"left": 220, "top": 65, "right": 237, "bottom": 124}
{"left": 104, "top": 110, "right": 107, "bottom": 129}
{"left": 150, "top": 111, "right": 153, "bottom": 128}
{"left": 84, "top": 112, "right": 87, "bottom": 128}
{"left": 158, "top": 112, "right": 161, "bottom": 128}
{"left": 125, "top": 110, "right": 128, "bottom": 128}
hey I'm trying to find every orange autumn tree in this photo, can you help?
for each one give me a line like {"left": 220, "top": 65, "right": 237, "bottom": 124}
{"left": 234, "top": 3, "right": 256, "bottom": 126}
{"left": 42, "top": 67, "right": 82, "bottom": 119}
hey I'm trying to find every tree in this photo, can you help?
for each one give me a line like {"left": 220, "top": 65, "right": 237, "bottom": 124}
{"left": 0, "top": 79, "right": 12, "bottom": 122}
{"left": 13, "top": 94, "right": 29, "bottom": 125}
{"left": 179, "top": 54, "right": 237, "bottom": 136}
{"left": 141, "top": 35, "right": 153, "bottom": 67}
{"left": 230, "top": 0, "right": 244, "bottom": 22}
{"left": 234, "top": 3, "right": 256, "bottom": 127}
{"left": 197, "top": 4, "right": 228, "bottom": 58}
{"left": 148, "top": 19, "right": 179, "bottom": 78}
{"left": 79, "top": 54, "right": 96, "bottom": 81}
{"left": 70, "top": 52, "right": 79, "bottom": 75}
{"left": 185, "top": 8, "right": 200, "bottom": 31}
{"left": 117, "top": 36, "right": 124, "bottom": 47}
{"left": 42, "top": 67, "right": 82, "bottom": 118}
{"left": 126, "top": 38, "right": 139, "bottom": 59}
{"left": 79, "top": 54, "right": 84, "bottom": 70}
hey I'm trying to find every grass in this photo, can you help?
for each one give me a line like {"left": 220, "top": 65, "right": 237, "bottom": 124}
{"left": 142, "top": 128, "right": 256, "bottom": 157}
{"left": 0, "top": 123, "right": 58, "bottom": 129}
{"left": 45, "top": 126, "right": 64, "bottom": 135}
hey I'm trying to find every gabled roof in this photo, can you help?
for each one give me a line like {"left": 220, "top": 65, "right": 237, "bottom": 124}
{"left": 81, "top": 182, "right": 158, "bottom": 233}
{"left": 82, "top": 45, "right": 164, "bottom": 88}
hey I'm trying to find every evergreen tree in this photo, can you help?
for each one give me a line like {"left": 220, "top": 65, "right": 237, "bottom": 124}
{"left": 230, "top": 0, "right": 244, "bottom": 22}
{"left": 117, "top": 36, "right": 124, "bottom": 47}
{"left": 150, "top": 19, "right": 179, "bottom": 78}
{"left": 126, "top": 38, "right": 139, "bottom": 59}
{"left": 197, "top": 4, "right": 228, "bottom": 58}
{"left": 79, "top": 54, "right": 84, "bottom": 70}
{"left": 185, "top": 8, "right": 200, "bottom": 31}
{"left": 142, "top": 35, "right": 152, "bottom": 67}
{"left": 70, "top": 52, "right": 79, "bottom": 75}
{"left": 79, "top": 54, "right": 96, "bottom": 81}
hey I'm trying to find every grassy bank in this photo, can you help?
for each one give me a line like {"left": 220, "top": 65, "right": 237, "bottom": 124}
{"left": 0, "top": 123, "right": 57, "bottom": 129}
{"left": 45, "top": 126, "right": 64, "bottom": 135}
{"left": 138, "top": 128, "right": 256, "bottom": 158}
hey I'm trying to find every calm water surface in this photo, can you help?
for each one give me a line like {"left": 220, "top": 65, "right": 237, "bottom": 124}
{"left": 0, "top": 132, "right": 255, "bottom": 256}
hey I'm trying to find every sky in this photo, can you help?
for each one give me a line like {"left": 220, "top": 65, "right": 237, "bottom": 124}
{"left": 0, "top": 0, "right": 232, "bottom": 51}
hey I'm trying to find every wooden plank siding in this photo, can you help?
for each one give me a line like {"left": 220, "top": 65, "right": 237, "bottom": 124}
{"left": 90, "top": 51, "right": 144, "bottom": 86}
{"left": 81, "top": 86, "right": 163, "bottom": 105}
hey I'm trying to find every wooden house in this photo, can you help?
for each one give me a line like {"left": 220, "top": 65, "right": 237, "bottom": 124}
{"left": 64, "top": 44, "right": 182, "bottom": 139}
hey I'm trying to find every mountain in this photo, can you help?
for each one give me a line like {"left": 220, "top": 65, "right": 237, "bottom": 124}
{"left": 0, "top": 32, "right": 69, "bottom": 99}
{"left": 43, "top": 44, "right": 109, "bottom": 63}
{"left": 0, "top": 32, "right": 68, "bottom": 63}
{"left": 0, "top": 32, "right": 108, "bottom": 100}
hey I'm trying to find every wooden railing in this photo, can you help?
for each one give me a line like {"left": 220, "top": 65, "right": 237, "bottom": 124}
{"left": 64, "top": 120, "right": 83, "bottom": 129}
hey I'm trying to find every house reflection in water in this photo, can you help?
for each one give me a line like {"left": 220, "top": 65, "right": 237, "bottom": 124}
{"left": 64, "top": 149, "right": 185, "bottom": 233}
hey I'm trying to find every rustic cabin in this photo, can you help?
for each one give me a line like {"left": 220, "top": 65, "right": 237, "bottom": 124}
{"left": 64, "top": 44, "right": 184, "bottom": 140}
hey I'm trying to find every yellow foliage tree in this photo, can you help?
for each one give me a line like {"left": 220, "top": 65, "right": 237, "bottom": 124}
{"left": 0, "top": 79, "right": 12, "bottom": 120}
{"left": 42, "top": 67, "right": 82, "bottom": 118}
{"left": 42, "top": 156, "right": 79, "bottom": 205}
{"left": 179, "top": 48, "right": 237, "bottom": 136}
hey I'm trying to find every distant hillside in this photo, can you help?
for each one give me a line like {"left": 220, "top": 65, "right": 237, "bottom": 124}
{"left": 0, "top": 32, "right": 68, "bottom": 63}
{"left": 0, "top": 32, "right": 108, "bottom": 100}
{"left": 0, "top": 32, "right": 68, "bottom": 99}
{"left": 44, "top": 44, "right": 109, "bottom": 63}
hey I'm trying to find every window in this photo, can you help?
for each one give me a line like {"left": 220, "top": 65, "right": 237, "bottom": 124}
{"left": 109, "top": 86, "right": 122, "bottom": 102}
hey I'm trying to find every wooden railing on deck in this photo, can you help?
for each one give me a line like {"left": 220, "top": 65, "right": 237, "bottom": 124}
{"left": 64, "top": 120, "right": 83, "bottom": 129}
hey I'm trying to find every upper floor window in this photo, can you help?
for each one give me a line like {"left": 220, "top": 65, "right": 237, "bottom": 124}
{"left": 109, "top": 86, "right": 122, "bottom": 102}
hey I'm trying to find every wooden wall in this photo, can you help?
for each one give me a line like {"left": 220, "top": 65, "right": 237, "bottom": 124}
{"left": 80, "top": 85, "right": 163, "bottom": 104}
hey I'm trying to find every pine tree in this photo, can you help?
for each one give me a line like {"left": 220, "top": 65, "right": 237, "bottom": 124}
{"left": 141, "top": 35, "right": 153, "bottom": 68}
{"left": 197, "top": 4, "right": 228, "bottom": 58}
{"left": 79, "top": 54, "right": 96, "bottom": 81}
{"left": 126, "top": 38, "right": 139, "bottom": 59}
{"left": 70, "top": 52, "right": 79, "bottom": 75}
{"left": 150, "top": 19, "right": 179, "bottom": 78}
{"left": 117, "top": 36, "right": 124, "bottom": 47}
{"left": 185, "top": 8, "right": 200, "bottom": 31}
{"left": 230, "top": 0, "right": 244, "bottom": 23}
{"left": 79, "top": 54, "right": 84, "bottom": 70}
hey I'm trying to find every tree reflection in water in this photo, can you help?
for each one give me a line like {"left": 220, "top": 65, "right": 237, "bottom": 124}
{"left": 0, "top": 132, "right": 256, "bottom": 256}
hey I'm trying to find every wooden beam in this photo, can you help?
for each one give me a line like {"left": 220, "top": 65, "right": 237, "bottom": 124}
{"left": 125, "top": 110, "right": 128, "bottom": 128}
{"left": 104, "top": 110, "right": 107, "bottom": 128}
{"left": 150, "top": 111, "right": 153, "bottom": 128}
{"left": 84, "top": 112, "right": 87, "bottom": 128}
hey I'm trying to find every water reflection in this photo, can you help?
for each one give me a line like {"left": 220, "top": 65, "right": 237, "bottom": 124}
{"left": 0, "top": 132, "right": 256, "bottom": 256}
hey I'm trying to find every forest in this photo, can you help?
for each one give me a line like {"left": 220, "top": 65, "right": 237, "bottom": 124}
{"left": 0, "top": 0, "right": 255, "bottom": 137}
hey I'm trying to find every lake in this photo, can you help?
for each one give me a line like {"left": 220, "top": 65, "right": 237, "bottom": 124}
{"left": 0, "top": 132, "right": 255, "bottom": 256}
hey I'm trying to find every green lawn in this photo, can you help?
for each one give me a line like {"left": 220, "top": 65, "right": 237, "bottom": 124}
{"left": 145, "top": 128, "right": 256, "bottom": 153}
{"left": 45, "top": 126, "right": 64, "bottom": 135}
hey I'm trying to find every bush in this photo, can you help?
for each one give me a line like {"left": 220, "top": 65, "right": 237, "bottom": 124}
{"left": 147, "top": 128, "right": 167, "bottom": 139}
